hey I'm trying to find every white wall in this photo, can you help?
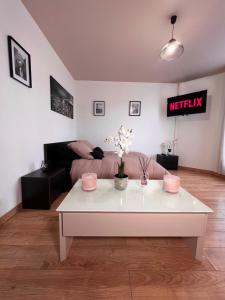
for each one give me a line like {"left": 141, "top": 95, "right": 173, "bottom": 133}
{"left": 75, "top": 74, "right": 225, "bottom": 173}
{"left": 176, "top": 73, "right": 225, "bottom": 172}
{"left": 0, "top": 0, "right": 77, "bottom": 217}
{"left": 75, "top": 80, "right": 177, "bottom": 156}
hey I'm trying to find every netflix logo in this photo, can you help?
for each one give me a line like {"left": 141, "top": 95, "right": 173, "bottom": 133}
{"left": 167, "top": 90, "right": 207, "bottom": 117}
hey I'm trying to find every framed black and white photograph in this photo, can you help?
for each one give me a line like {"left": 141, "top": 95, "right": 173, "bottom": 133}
{"left": 93, "top": 101, "right": 105, "bottom": 116}
{"left": 129, "top": 101, "right": 141, "bottom": 116}
{"left": 8, "top": 36, "right": 32, "bottom": 88}
{"left": 50, "top": 76, "right": 74, "bottom": 119}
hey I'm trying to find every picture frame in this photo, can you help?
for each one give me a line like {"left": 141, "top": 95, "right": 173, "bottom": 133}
{"left": 93, "top": 101, "right": 105, "bottom": 116}
{"left": 129, "top": 101, "right": 141, "bottom": 116}
{"left": 50, "top": 76, "right": 74, "bottom": 119}
{"left": 7, "top": 36, "right": 32, "bottom": 88}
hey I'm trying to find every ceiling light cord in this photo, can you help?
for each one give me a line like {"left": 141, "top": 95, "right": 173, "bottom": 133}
{"left": 171, "top": 15, "right": 176, "bottom": 40}
{"left": 172, "top": 23, "right": 174, "bottom": 40}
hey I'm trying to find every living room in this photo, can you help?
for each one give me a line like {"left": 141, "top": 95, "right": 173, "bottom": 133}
{"left": 1, "top": 0, "right": 225, "bottom": 299}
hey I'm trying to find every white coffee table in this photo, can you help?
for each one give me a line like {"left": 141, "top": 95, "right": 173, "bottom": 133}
{"left": 57, "top": 179, "right": 212, "bottom": 262}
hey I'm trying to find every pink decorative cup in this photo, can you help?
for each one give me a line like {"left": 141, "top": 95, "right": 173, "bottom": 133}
{"left": 81, "top": 173, "right": 97, "bottom": 191}
{"left": 163, "top": 174, "right": 180, "bottom": 193}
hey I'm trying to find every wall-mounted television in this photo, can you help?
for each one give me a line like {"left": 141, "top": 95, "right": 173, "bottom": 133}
{"left": 167, "top": 90, "right": 207, "bottom": 117}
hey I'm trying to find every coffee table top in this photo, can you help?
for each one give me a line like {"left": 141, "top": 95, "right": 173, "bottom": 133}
{"left": 57, "top": 179, "right": 213, "bottom": 214}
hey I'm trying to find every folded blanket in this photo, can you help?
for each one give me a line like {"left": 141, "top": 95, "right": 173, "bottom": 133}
{"left": 70, "top": 151, "right": 169, "bottom": 183}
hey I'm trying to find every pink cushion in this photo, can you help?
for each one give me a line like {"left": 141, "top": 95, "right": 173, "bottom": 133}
{"left": 79, "top": 140, "right": 94, "bottom": 150}
{"left": 67, "top": 142, "right": 93, "bottom": 160}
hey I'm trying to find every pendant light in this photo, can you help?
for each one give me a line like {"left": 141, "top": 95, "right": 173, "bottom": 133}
{"left": 160, "top": 15, "right": 184, "bottom": 61}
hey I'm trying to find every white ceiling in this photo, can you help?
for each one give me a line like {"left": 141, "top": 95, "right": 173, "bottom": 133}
{"left": 22, "top": 0, "right": 225, "bottom": 83}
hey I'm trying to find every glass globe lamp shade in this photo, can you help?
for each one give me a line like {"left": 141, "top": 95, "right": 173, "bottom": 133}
{"left": 160, "top": 38, "right": 184, "bottom": 61}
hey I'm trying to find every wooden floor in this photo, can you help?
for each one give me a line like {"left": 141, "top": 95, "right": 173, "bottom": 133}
{"left": 1, "top": 170, "right": 225, "bottom": 299}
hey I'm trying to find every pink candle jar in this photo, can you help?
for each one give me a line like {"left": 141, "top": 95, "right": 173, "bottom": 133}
{"left": 163, "top": 174, "right": 180, "bottom": 193}
{"left": 81, "top": 173, "right": 97, "bottom": 191}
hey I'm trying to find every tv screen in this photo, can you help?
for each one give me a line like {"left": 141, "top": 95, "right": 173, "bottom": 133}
{"left": 167, "top": 90, "right": 207, "bottom": 117}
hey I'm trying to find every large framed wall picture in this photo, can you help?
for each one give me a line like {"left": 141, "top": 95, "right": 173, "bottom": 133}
{"left": 50, "top": 76, "right": 74, "bottom": 119}
{"left": 7, "top": 36, "right": 32, "bottom": 88}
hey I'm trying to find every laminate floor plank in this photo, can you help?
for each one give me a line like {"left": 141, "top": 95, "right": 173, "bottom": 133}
{"left": 0, "top": 245, "right": 49, "bottom": 269}
{"left": 204, "top": 231, "right": 225, "bottom": 248}
{"left": 0, "top": 270, "right": 131, "bottom": 300}
{"left": 207, "top": 219, "right": 225, "bottom": 231}
{"left": 129, "top": 270, "right": 225, "bottom": 298}
{"left": 205, "top": 247, "right": 225, "bottom": 271}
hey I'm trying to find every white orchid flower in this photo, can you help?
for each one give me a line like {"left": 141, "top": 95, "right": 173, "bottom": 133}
{"left": 105, "top": 125, "right": 134, "bottom": 159}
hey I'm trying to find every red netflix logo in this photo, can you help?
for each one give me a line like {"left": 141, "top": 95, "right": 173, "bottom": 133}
{"left": 167, "top": 90, "right": 207, "bottom": 117}
{"left": 169, "top": 97, "right": 203, "bottom": 111}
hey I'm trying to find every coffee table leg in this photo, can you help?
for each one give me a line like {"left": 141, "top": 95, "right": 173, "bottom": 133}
{"left": 59, "top": 213, "right": 73, "bottom": 262}
{"left": 184, "top": 236, "right": 204, "bottom": 261}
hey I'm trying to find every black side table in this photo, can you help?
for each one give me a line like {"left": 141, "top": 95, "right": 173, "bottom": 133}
{"left": 156, "top": 154, "right": 179, "bottom": 170}
{"left": 21, "top": 168, "right": 66, "bottom": 209}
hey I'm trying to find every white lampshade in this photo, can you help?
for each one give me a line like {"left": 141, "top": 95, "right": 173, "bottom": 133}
{"left": 160, "top": 38, "right": 184, "bottom": 61}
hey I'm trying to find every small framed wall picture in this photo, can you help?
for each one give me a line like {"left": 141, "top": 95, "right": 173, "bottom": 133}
{"left": 7, "top": 36, "right": 32, "bottom": 88}
{"left": 129, "top": 101, "right": 141, "bottom": 116}
{"left": 93, "top": 101, "right": 105, "bottom": 116}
